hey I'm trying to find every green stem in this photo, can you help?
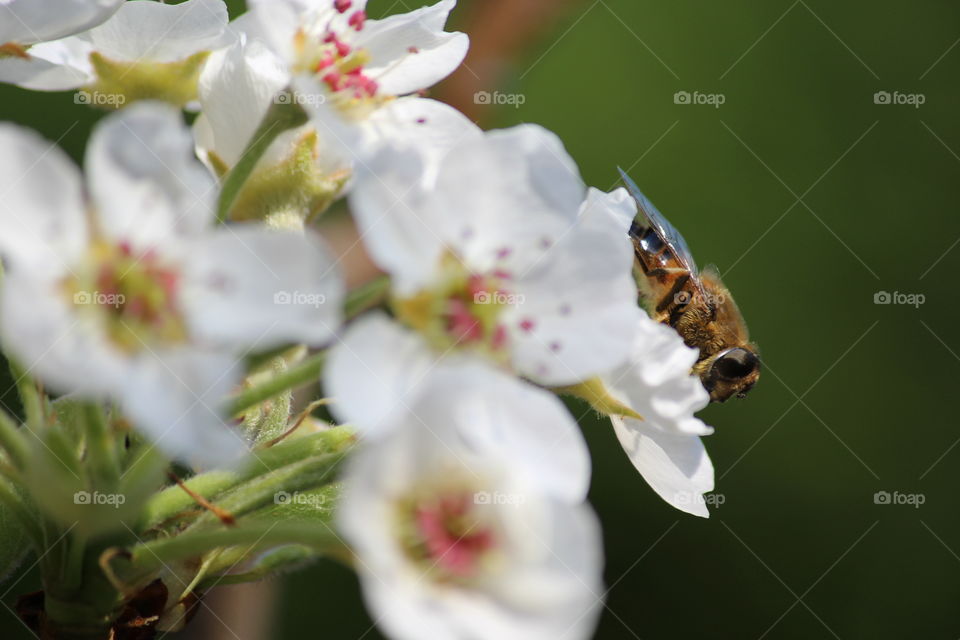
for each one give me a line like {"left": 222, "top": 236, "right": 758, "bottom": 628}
{"left": 0, "top": 407, "right": 28, "bottom": 470}
{"left": 137, "top": 426, "right": 354, "bottom": 532}
{"left": 82, "top": 404, "right": 118, "bottom": 490}
{"left": 0, "top": 478, "right": 42, "bottom": 550}
{"left": 344, "top": 275, "right": 391, "bottom": 318}
{"left": 225, "top": 351, "right": 327, "bottom": 417}
{"left": 183, "top": 452, "right": 345, "bottom": 532}
{"left": 124, "top": 521, "right": 343, "bottom": 584}
{"left": 9, "top": 360, "right": 43, "bottom": 431}
{"left": 216, "top": 94, "right": 309, "bottom": 224}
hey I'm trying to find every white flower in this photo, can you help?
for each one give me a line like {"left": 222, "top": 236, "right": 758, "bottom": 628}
{"left": 238, "top": 0, "right": 469, "bottom": 154}
{"left": 326, "top": 126, "right": 641, "bottom": 431}
{"left": 603, "top": 316, "right": 716, "bottom": 517}
{"left": 0, "top": 0, "right": 232, "bottom": 105}
{"left": 0, "top": 103, "right": 344, "bottom": 465}
{"left": 193, "top": 35, "right": 477, "bottom": 220}
{"left": 338, "top": 385, "right": 604, "bottom": 640}
{"left": 328, "top": 327, "right": 592, "bottom": 502}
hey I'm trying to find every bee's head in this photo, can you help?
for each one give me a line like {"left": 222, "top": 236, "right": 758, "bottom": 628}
{"left": 702, "top": 347, "right": 760, "bottom": 403}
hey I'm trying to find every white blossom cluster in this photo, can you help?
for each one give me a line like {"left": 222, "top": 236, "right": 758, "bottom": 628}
{"left": 0, "top": 1, "right": 719, "bottom": 638}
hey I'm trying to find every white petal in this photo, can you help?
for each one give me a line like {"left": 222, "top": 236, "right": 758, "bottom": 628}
{"left": 357, "top": 0, "right": 468, "bottom": 96}
{"left": 611, "top": 416, "right": 714, "bottom": 518}
{"left": 85, "top": 0, "right": 231, "bottom": 63}
{"left": 121, "top": 348, "right": 249, "bottom": 467}
{"left": 87, "top": 103, "right": 217, "bottom": 248}
{"left": 237, "top": 1, "right": 305, "bottom": 66}
{"left": 0, "top": 38, "right": 94, "bottom": 90}
{"left": 434, "top": 125, "right": 585, "bottom": 272}
{"left": 323, "top": 313, "right": 437, "bottom": 437}
{"left": 362, "top": 96, "right": 481, "bottom": 179}
{"left": 432, "top": 364, "right": 592, "bottom": 503}
{"left": 0, "top": 123, "right": 87, "bottom": 275}
{"left": 195, "top": 39, "right": 290, "bottom": 168}
{"left": 179, "top": 226, "right": 344, "bottom": 349}
{"left": 346, "top": 144, "right": 446, "bottom": 295}
{"left": 0, "top": 274, "right": 128, "bottom": 398}
{"left": 603, "top": 317, "right": 712, "bottom": 437}
{"left": 502, "top": 186, "right": 641, "bottom": 385}
{"left": 0, "top": 0, "right": 123, "bottom": 45}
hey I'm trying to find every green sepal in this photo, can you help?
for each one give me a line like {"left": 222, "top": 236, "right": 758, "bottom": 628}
{"left": 555, "top": 377, "right": 644, "bottom": 421}
{"left": 87, "top": 50, "right": 211, "bottom": 108}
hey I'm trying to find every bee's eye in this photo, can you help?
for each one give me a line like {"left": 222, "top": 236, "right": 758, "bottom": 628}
{"left": 714, "top": 348, "right": 759, "bottom": 380}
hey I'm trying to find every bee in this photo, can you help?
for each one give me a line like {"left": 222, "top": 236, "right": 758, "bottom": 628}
{"left": 618, "top": 168, "right": 760, "bottom": 402}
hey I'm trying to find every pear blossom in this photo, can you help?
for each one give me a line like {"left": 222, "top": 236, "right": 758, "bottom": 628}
{"left": 236, "top": 0, "right": 470, "bottom": 156}
{"left": 338, "top": 386, "right": 604, "bottom": 640}
{"left": 328, "top": 331, "right": 592, "bottom": 502}
{"left": 324, "top": 125, "right": 643, "bottom": 433}
{"left": 193, "top": 36, "right": 478, "bottom": 221}
{"left": 603, "top": 316, "right": 716, "bottom": 517}
{"left": 0, "top": 0, "right": 232, "bottom": 107}
{"left": 0, "top": 103, "right": 344, "bottom": 465}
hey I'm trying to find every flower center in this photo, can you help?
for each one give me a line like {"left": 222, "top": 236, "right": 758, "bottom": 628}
{"left": 292, "top": 1, "right": 385, "bottom": 118}
{"left": 397, "top": 490, "right": 496, "bottom": 582}
{"left": 65, "top": 241, "right": 187, "bottom": 352}
{"left": 392, "top": 254, "right": 514, "bottom": 357}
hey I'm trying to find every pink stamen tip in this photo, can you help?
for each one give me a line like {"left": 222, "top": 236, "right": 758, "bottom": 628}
{"left": 334, "top": 0, "right": 352, "bottom": 13}
{"left": 519, "top": 318, "right": 535, "bottom": 333}
{"left": 415, "top": 497, "right": 493, "bottom": 577}
{"left": 416, "top": 117, "right": 427, "bottom": 124}
{"left": 495, "top": 246, "right": 512, "bottom": 259}
{"left": 408, "top": 46, "right": 420, "bottom": 54}
{"left": 491, "top": 325, "right": 509, "bottom": 350}
{"left": 335, "top": 40, "right": 352, "bottom": 57}
{"left": 491, "top": 269, "right": 512, "bottom": 280}
{"left": 447, "top": 298, "right": 483, "bottom": 343}
{"left": 322, "top": 71, "right": 344, "bottom": 91}
{"left": 348, "top": 9, "right": 366, "bottom": 30}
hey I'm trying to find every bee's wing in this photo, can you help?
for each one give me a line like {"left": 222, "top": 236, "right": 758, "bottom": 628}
{"left": 618, "top": 167, "right": 707, "bottom": 296}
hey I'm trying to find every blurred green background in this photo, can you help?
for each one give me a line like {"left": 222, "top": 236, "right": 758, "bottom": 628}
{"left": 1, "top": 0, "right": 958, "bottom": 638}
